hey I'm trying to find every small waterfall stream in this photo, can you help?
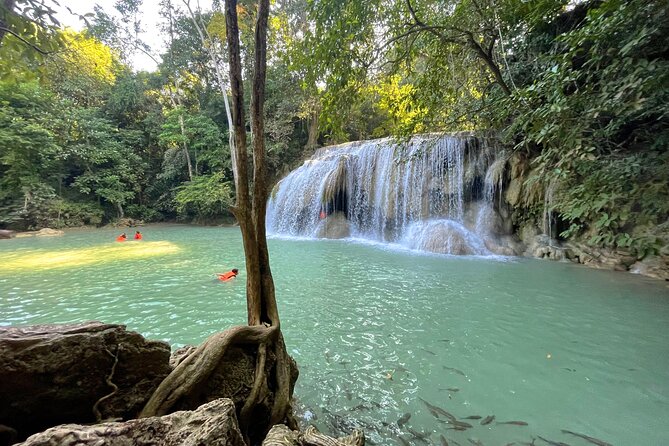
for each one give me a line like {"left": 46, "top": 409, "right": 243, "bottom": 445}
{"left": 267, "top": 134, "right": 512, "bottom": 256}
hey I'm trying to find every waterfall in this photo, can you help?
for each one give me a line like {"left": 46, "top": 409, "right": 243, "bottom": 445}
{"left": 267, "top": 134, "right": 510, "bottom": 256}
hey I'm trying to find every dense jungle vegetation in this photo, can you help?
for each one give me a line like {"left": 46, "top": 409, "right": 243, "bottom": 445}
{"left": 1, "top": 0, "right": 667, "bottom": 256}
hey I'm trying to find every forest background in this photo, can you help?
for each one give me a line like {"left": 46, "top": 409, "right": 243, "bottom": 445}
{"left": 0, "top": 0, "right": 667, "bottom": 258}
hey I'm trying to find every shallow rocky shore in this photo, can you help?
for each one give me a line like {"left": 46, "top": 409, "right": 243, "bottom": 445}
{"left": 0, "top": 322, "right": 361, "bottom": 446}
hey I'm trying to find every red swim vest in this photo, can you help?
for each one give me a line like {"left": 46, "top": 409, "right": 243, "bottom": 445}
{"left": 116, "top": 235, "right": 126, "bottom": 242}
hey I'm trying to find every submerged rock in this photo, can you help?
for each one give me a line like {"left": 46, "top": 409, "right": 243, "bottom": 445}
{"left": 14, "top": 228, "right": 64, "bottom": 238}
{"left": 0, "top": 322, "right": 171, "bottom": 442}
{"left": 18, "top": 398, "right": 245, "bottom": 446}
{"left": 629, "top": 256, "right": 669, "bottom": 281}
{"left": 403, "top": 220, "right": 489, "bottom": 255}
{"left": 315, "top": 212, "right": 351, "bottom": 239}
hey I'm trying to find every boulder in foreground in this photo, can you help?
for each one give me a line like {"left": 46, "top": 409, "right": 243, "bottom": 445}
{"left": 18, "top": 398, "right": 245, "bottom": 446}
{"left": 0, "top": 322, "right": 171, "bottom": 442}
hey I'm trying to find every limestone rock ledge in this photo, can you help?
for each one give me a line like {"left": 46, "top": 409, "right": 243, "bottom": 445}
{"left": 18, "top": 398, "right": 245, "bottom": 446}
{"left": 0, "top": 322, "right": 172, "bottom": 442}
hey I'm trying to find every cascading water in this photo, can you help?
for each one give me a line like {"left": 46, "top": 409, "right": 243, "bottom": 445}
{"left": 267, "top": 134, "right": 512, "bottom": 256}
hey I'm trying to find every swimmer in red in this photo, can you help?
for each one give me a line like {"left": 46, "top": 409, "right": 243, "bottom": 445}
{"left": 116, "top": 233, "right": 127, "bottom": 242}
{"left": 217, "top": 269, "right": 239, "bottom": 282}
{"left": 134, "top": 231, "right": 142, "bottom": 240}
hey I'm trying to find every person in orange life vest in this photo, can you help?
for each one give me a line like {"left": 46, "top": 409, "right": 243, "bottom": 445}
{"left": 116, "top": 233, "right": 127, "bottom": 242}
{"left": 319, "top": 210, "right": 326, "bottom": 219}
{"left": 217, "top": 269, "right": 239, "bottom": 281}
{"left": 134, "top": 231, "right": 142, "bottom": 240}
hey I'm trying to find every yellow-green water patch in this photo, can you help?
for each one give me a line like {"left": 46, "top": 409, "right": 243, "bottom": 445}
{"left": 0, "top": 241, "right": 180, "bottom": 272}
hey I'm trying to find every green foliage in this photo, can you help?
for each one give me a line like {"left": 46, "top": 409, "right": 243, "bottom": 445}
{"left": 49, "top": 200, "right": 105, "bottom": 228}
{"left": 174, "top": 172, "right": 233, "bottom": 219}
{"left": 505, "top": 0, "right": 669, "bottom": 255}
{"left": 39, "top": 30, "right": 119, "bottom": 106}
{"left": 0, "top": 0, "right": 67, "bottom": 81}
{"left": 125, "top": 204, "right": 163, "bottom": 222}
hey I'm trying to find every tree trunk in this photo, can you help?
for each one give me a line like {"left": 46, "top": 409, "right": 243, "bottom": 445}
{"left": 305, "top": 105, "right": 320, "bottom": 151}
{"left": 250, "top": 0, "right": 280, "bottom": 327}
{"left": 178, "top": 113, "right": 194, "bottom": 181}
{"left": 141, "top": 3, "right": 296, "bottom": 443}
{"left": 181, "top": 2, "right": 237, "bottom": 177}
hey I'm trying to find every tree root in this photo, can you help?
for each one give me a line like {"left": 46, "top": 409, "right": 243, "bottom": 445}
{"left": 239, "top": 342, "right": 268, "bottom": 442}
{"left": 140, "top": 324, "right": 278, "bottom": 418}
{"left": 92, "top": 345, "right": 120, "bottom": 422}
{"left": 271, "top": 333, "right": 297, "bottom": 429}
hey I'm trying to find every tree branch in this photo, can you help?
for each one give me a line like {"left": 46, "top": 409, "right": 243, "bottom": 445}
{"left": 0, "top": 25, "right": 52, "bottom": 54}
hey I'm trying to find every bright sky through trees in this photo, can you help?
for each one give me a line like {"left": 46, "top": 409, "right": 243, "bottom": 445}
{"left": 54, "top": 0, "right": 213, "bottom": 72}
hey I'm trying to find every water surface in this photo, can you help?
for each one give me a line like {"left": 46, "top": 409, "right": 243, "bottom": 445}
{"left": 1, "top": 225, "right": 668, "bottom": 445}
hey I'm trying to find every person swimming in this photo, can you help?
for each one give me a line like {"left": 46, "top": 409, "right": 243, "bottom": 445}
{"left": 217, "top": 269, "right": 239, "bottom": 282}
{"left": 134, "top": 231, "right": 142, "bottom": 240}
{"left": 116, "top": 233, "right": 127, "bottom": 242}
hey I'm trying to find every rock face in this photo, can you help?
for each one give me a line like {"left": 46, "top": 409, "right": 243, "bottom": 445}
{"left": 18, "top": 398, "right": 245, "bottom": 446}
{"left": 262, "top": 424, "right": 364, "bottom": 446}
{"left": 0, "top": 230, "right": 14, "bottom": 239}
{"left": 14, "top": 229, "right": 64, "bottom": 238}
{"left": 0, "top": 322, "right": 171, "bottom": 442}
{"left": 315, "top": 212, "right": 351, "bottom": 239}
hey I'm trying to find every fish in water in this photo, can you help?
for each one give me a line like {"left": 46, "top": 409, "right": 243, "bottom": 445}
{"left": 439, "top": 387, "right": 460, "bottom": 392}
{"left": 420, "top": 347, "right": 437, "bottom": 355}
{"left": 497, "top": 421, "right": 528, "bottom": 426}
{"left": 418, "top": 398, "right": 457, "bottom": 422}
{"left": 439, "top": 339, "right": 451, "bottom": 343}
{"left": 468, "top": 439, "right": 484, "bottom": 446}
{"left": 397, "top": 412, "right": 411, "bottom": 427}
{"left": 397, "top": 436, "right": 411, "bottom": 446}
{"left": 407, "top": 428, "right": 431, "bottom": 443}
{"left": 462, "top": 415, "right": 482, "bottom": 420}
{"left": 561, "top": 430, "right": 612, "bottom": 446}
{"left": 440, "top": 435, "right": 449, "bottom": 446}
{"left": 443, "top": 366, "right": 466, "bottom": 376}
{"left": 447, "top": 425, "right": 468, "bottom": 431}
{"left": 480, "top": 415, "right": 495, "bottom": 425}
{"left": 562, "top": 368, "right": 576, "bottom": 372}
{"left": 537, "top": 436, "right": 570, "bottom": 446}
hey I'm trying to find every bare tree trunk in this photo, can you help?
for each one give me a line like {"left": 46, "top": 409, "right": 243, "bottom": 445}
{"left": 181, "top": 1, "right": 237, "bottom": 181}
{"left": 178, "top": 113, "right": 194, "bottom": 181}
{"left": 224, "top": 0, "right": 265, "bottom": 327}
{"left": 305, "top": 105, "right": 320, "bottom": 151}
{"left": 141, "top": 3, "right": 296, "bottom": 443}
{"left": 250, "top": 0, "right": 280, "bottom": 327}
